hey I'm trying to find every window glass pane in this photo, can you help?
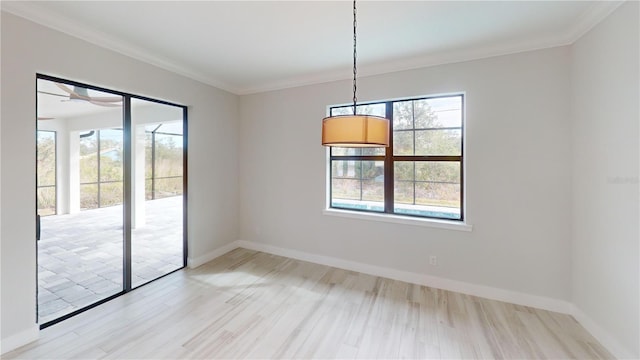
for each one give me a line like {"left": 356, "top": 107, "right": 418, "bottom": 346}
{"left": 356, "top": 103, "right": 385, "bottom": 117}
{"left": 330, "top": 103, "right": 386, "bottom": 117}
{"left": 331, "top": 160, "right": 384, "bottom": 212}
{"left": 145, "top": 179, "right": 153, "bottom": 200}
{"left": 37, "top": 187, "right": 56, "bottom": 216}
{"left": 80, "top": 131, "right": 98, "bottom": 183}
{"left": 415, "top": 129, "right": 461, "bottom": 156}
{"left": 331, "top": 147, "right": 385, "bottom": 156}
{"left": 394, "top": 161, "right": 414, "bottom": 181}
{"left": 393, "top": 131, "right": 413, "bottom": 155}
{"left": 144, "top": 121, "right": 184, "bottom": 201}
{"left": 393, "top": 96, "right": 463, "bottom": 156}
{"left": 37, "top": 131, "right": 56, "bottom": 187}
{"left": 153, "top": 177, "right": 183, "bottom": 200}
{"left": 394, "top": 181, "right": 414, "bottom": 205}
{"left": 416, "top": 96, "right": 462, "bottom": 129}
{"left": 99, "top": 129, "right": 123, "bottom": 182}
{"left": 156, "top": 122, "right": 183, "bottom": 135}
{"left": 100, "top": 182, "right": 123, "bottom": 207}
{"left": 393, "top": 100, "right": 414, "bottom": 130}
{"left": 361, "top": 179, "right": 384, "bottom": 203}
{"left": 80, "top": 184, "right": 98, "bottom": 210}
{"left": 132, "top": 100, "right": 185, "bottom": 289}
{"left": 37, "top": 131, "right": 57, "bottom": 216}
{"left": 333, "top": 178, "right": 361, "bottom": 200}
{"left": 330, "top": 106, "right": 352, "bottom": 116}
{"left": 394, "top": 161, "right": 461, "bottom": 219}
{"left": 415, "top": 161, "right": 461, "bottom": 183}
{"left": 155, "top": 134, "right": 183, "bottom": 177}
{"left": 332, "top": 147, "right": 361, "bottom": 156}
{"left": 145, "top": 133, "right": 153, "bottom": 177}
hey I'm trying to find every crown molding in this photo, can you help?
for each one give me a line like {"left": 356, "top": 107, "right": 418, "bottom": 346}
{"left": 232, "top": 1, "right": 628, "bottom": 95}
{"left": 1, "top": 1, "right": 625, "bottom": 96}
{"left": 0, "top": 2, "right": 241, "bottom": 94}
{"left": 563, "top": 1, "right": 625, "bottom": 44}
{"left": 238, "top": 33, "right": 572, "bottom": 95}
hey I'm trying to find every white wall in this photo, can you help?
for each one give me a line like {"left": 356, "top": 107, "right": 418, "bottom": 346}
{"left": 1, "top": 12, "right": 239, "bottom": 347}
{"left": 240, "top": 47, "right": 573, "bottom": 302}
{"left": 571, "top": 1, "right": 639, "bottom": 357}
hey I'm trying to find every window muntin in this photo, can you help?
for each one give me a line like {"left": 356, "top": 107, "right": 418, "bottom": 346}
{"left": 329, "top": 94, "right": 464, "bottom": 221}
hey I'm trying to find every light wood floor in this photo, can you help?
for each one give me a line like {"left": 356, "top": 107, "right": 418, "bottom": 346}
{"left": 6, "top": 248, "right": 612, "bottom": 359}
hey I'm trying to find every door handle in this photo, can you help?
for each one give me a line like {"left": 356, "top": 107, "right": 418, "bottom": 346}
{"left": 36, "top": 214, "right": 41, "bottom": 241}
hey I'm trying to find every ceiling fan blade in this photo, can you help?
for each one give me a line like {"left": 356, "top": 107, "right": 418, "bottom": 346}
{"left": 55, "top": 83, "right": 78, "bottom": 97}
{"left": 37, "top": 90, "right": 68, "bottom": 98}
{"left": 69, "top": 93, "right": 93, "bottom": 101}
{"left": 57, "top": 82, "right": 122, "bottom": 105}
{"left": 86, "top": 95, "right": 122, "bottom": 103}
{"left": 66, "top": 89, "right": 121, "bottom": 103}
{"left": 89, "top": 100, "right": 122, "bottom": 107}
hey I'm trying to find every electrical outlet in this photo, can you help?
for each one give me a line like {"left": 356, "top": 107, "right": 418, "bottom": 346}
{"left": 429, "top": 255, "right": 437, "bottom": 266}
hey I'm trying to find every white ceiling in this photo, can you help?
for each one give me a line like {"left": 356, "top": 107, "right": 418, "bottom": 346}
{"left": 3, "top": 1, "right": 622, "bottom": 95}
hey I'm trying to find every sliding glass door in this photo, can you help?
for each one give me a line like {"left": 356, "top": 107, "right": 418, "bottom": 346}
{"left": 36, "top": 75, "right": 187, "bottom": 327}
{"left": 131, "top": 98, "right": 186, "bottom": 288}
{"left": 37, "top": 78, "right": 125, "bottom": 324}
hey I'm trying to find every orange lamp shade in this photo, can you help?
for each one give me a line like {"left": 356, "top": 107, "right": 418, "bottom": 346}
{"left": 321, "top": 115, "right": 390, "bottom": 147}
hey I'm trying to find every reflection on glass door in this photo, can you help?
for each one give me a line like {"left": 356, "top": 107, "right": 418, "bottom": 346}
{"left": 36, "top": 75, "right": 187, "bottom": 326}
{"left": 37, "top": 77, "right": 124, "bottom": 324}
{"left": 131, "top": 98, "right": 185, "bottom": 288}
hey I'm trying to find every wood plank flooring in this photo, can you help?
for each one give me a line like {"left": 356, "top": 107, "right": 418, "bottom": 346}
{"left": 6, "top": 248, "right": 613, "bottom": 359}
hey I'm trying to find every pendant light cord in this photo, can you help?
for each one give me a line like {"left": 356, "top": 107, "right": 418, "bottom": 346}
{"left": 352, "top": 0, "right": 358, "bottom": 115}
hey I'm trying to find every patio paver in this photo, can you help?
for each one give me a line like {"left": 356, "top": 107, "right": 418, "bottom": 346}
{"left": 38, "top": 196, "right": 184, "bottom": 323}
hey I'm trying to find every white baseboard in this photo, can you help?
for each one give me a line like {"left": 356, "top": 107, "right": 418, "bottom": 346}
{"left": 187, "top": 241, "right": 238, "bottom": 269}
{"left": 0, "top": 326, "right": 39, "bottom": 355}
{"left": 571, "top": 305, "right": 636, "bottom": 359}
{"left": 235, "top": 240, "right": 573, "bottom": 314}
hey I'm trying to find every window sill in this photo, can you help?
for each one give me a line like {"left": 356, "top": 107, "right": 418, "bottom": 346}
{"left": 323, "top": 208, "right": 473, "bottom": 232}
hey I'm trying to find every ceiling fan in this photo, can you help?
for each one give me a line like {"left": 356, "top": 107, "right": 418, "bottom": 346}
{"left": 38, "top": 83, "right": 122, "bottom": 107}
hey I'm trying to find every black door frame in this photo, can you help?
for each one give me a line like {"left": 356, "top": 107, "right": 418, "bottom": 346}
{"left": 36, "top": 73, "right": 188, "bottom": 329}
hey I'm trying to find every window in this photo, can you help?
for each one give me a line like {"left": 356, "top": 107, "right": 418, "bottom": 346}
{"left": 79, "top": 128, "right": 124, "bottom": 210}
{"left": 145, "top": 122, "right": 184, "bottom": 200}
{"left": 37, "top": 130, "right": 57, "bottom": 216}
{"left": 329, "top": 94, "right": 464, "bottom": 221}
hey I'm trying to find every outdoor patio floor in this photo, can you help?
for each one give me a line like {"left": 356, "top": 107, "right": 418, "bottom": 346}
{"left": 38, "top": 196, "right": 184, "bottom": 324}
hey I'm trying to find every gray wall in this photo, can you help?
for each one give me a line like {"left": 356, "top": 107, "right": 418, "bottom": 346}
{"left": 1, "top": 12, "right": 240, "bottom": 342}
{"left": 239, "top": 47, "right": 573, "bottom": 302}
{"left": 571, "top": 1, "right": 639, "bottom": 357}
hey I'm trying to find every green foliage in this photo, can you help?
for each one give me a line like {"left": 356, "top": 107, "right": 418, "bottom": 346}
{"left": 79, "top": 130, "right": 124, "bottom": 209}
{"left": 37, "top": 131, "right": 56, "bottom": 215}
{"left": 37, "top": 127, "right": 184, "bottom": 213}
{"left": 145, "top": 133, "right": 183, "bottom": 199}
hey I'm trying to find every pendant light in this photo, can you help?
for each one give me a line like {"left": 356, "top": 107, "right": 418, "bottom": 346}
{"left": 321, "top": 0, "right": 390, "bottom": 147}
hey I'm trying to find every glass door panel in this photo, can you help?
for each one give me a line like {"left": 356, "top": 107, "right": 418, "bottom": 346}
{"left": 131, "top": 98, "right": 185, "bottom": 288}
{"left": 37, "top": 78, "right": 124, "bottom": 324}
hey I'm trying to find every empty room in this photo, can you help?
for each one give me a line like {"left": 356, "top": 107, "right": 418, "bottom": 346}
{"left": 1, "top": 1, "right": 638, "bottom": 359}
